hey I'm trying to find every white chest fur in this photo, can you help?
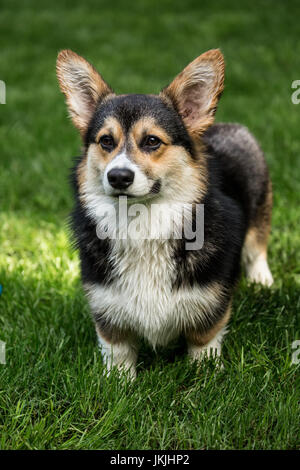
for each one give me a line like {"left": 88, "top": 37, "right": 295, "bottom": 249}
{"left": 85, "top": 238, "right": 222, "bottom": 348}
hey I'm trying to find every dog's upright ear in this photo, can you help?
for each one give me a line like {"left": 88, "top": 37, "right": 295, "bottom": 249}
{"left": 161, "top": 49, "right": 225, "bottom": 136}
{"left": 56, "top": 50, "right": 114, "bottom": 136}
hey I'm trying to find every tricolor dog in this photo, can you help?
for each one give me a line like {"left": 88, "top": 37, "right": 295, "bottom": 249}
{"left": 57, "top": 49, "right": 273, "bottom": 379}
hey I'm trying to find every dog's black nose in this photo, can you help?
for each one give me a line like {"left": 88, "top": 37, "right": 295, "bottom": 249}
{"left": 107, "top": 168, "right": 135, "bottom": 190}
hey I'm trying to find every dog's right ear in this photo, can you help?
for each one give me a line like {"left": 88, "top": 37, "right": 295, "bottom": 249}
{"left": 161, "top": 49, "right": 224, "bottom": 136}
{"left": 56, "top": 50, "right": 114, "bottom": 136}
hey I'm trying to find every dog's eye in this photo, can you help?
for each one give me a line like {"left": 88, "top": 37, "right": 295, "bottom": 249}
{"left": 99, "top": 135, "right": 115, "bottom": 151}
{"left": 141, "top": 135, "right": 162, "bottom": 150}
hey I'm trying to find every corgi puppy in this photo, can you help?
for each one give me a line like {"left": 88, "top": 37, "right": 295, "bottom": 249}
{"left": 56, "top": 49, "right": 273, "bottom": 379}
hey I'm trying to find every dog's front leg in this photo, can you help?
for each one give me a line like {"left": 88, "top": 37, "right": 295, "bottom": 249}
{"left": 185, "top": 302, "right": 231, "bottom": 365}
{"left": 96, "top": 325, "right": 138, "bottom": 380}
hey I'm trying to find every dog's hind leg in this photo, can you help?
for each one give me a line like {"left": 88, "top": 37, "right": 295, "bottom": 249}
{"left": 242, "top": 180, "right": 273, "bottom": 287}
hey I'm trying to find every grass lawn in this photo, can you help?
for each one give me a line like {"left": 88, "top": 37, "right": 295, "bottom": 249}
{"left": 0, "top": 0, "right": 299, "bottom": 450}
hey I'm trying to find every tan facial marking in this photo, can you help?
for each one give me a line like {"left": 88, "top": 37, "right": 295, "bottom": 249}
{"left": 95, "top": 116, "right": 124, "bottom": 146}
{"left": 128, "top": 117, "right": 193, "bottom": 175}
{"left": 77, "top": 116, "right": 127, "bottom": 197}
{"left": 131, "top": 117, "right": 172, "bottom": 149}
{"left": 91, "top": 117, "right": 125, "bottom": 169}
{"left": 77, "top": 156, "right": 88, "bottom": 193}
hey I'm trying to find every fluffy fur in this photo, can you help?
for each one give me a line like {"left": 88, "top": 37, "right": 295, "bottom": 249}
{"left": 57, "top": 49, "right": 273, "bottom": 378}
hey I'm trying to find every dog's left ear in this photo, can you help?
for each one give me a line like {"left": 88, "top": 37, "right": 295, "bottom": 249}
{"left": 56, "top": 50, "right": 114, "bottom": 136}
{"left": 161, "top": 49, "right": 224, "bottom": 136}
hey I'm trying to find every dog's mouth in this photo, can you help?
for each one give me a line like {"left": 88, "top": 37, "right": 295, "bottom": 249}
{"left": 150, "top": 180, "right": 161, "bottom": 195}
{"left": 111, "top": 180, "right": 161, "bottom": 200}
{"left": 111, "top": 192, "right": 134, "bottom": 197}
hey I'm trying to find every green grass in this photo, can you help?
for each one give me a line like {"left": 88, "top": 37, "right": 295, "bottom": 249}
{"left": 0, "top": 0, "right": 299, "bottom": 450}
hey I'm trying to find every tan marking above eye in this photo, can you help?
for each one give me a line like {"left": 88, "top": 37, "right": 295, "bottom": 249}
{"left": 95, "top": 116, "right": 124, "bottom": 146}
{"left": 131, "top": 117, "right": 172, "bottom": 148}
